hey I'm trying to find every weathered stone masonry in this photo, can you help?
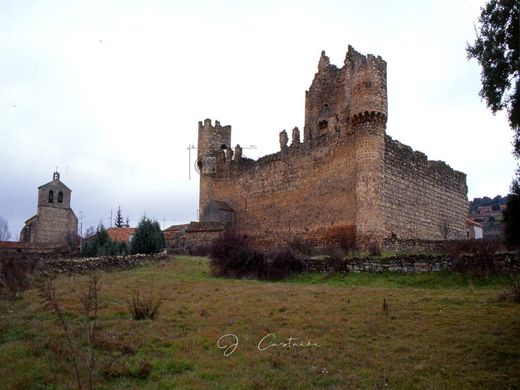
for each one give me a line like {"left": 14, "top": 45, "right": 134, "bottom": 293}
{"left": 20, "top": 172, "right": 78, "bottom": 246}
{"left": 197, "top": 46, "right": 468, "bottom": 249}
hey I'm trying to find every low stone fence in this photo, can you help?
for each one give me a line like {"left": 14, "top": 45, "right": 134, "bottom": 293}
{"left": 304, "top": 253, "right": 520, "bottom": 274}
{"left": 0, "top": 241, "right": 70, "bottom": 256}
{"left": 38, "top": 251, "right": 169, "bottom": 274}
{"left": 383, "top": 238, "right": 447, "bottom": 254}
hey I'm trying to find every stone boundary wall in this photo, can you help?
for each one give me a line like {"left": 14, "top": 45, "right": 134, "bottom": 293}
{"left": 37, "top": 251, "right": 169, "bottom": 274}
{"left": 383, "top": 238, "right": 448, "bottom": 253}
{"left": 0, "top": 241, "right": 69, "bottom": 255}
{"left": 305, "top": 253, "right": 520, "bottom": 274}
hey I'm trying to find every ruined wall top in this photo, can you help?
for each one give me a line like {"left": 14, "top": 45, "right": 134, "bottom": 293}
{"left": 305, "top": 45, "right": 387, "bottom": 142}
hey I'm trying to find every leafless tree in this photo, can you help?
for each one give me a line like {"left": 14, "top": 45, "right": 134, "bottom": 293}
{"left": 83, "top": 226, "right": 95, "bottom": 239}
{"left": 0, "top": 216, "right": 11, "bottom": 241}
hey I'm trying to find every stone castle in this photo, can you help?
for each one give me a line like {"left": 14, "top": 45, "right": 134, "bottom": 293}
{"left": 196, "top": 46, "right": 468, "bottom": 249}
{"left": 20, "top": 172, "right": 78, "bottom": 246}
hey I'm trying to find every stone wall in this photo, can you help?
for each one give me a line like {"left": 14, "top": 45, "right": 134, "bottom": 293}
{"left": 20, "top": 173, "right": 78, "bottom": 246}
{"left": 0, "top": 241, "right": 65, "bottom": 255}
{"left": 39, "top": 252, "right": 169, "bottom": 274}
{"left": 34, "top": 206, "right": 78, "bottom": 244}
{"left": 203, "top": 133, "right": 358, "bottom": 247}
{"left": 305, "top": 253, "right": 520, "bottom": 274}
{"left": 383, "top": 136, "right": 468, "bottom": 241}
{"left": 383, "top": 237, "right": 447, "bottom": 254}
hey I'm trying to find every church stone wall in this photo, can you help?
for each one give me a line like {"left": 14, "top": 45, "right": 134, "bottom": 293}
{"left": 34, "top": 207, "right": 78, "bottom": 244}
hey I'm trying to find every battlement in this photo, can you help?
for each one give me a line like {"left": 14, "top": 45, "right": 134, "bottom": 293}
{"left": 198, "top": 118, "right": 232, "bottom": 133}
{"left": 305, "top": 46, "right": 387, "bottom": 142}
{"left": 343, "top": 45, "right": 386, "bottom": 73}
{"left": 197, "top": 118, "right": 232, "bottom": 162}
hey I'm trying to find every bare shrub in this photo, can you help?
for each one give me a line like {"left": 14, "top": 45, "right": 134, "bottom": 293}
{"left": 0, "top": 257, "right": 39, "bottom": 299}
{"left": 36, "top": 273, "right": 133, "bottom": 390}
{"left": 324, "top": 246, "right": 346, "bottom": 274}
{"left": 36, "top": 275, "right": 93, "bottom": 389}
{"left": 263, "top": 248, "right": 307, "bottom": 281}
{"left": 209, "top": 233, "right": 265, "bottom": 278}
{"left": 210, "top": 233, "right": 307, "bottom": 280}
{"left": 447, "top": 239, "right": 499, "bottom": 278}
{"left": 127, "top": 290, "right": 162, "bottom": 320}
{"left": 289, "top": 237, "right": 315, "bottom": 256}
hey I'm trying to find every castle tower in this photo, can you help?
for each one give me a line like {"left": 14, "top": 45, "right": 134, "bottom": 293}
{"left": 350, "top": 53, "right": 387, "bottom": 250}
{"left": 20, "top": 171, "right": 78, "bottom": 246}
{"left": 197, "top": 119, "right": 232, "bottom": 218}
{"left": 304, "top": 50, "right": 345, "bottom": 142}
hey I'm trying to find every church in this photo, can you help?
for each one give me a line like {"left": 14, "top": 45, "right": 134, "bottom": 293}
{"left": 20, "top": 172, "right": 78, "bottom": 247}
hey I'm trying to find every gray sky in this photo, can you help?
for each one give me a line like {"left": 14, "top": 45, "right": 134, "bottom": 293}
{"left": 0, "top": 0, "right": 517, "bottom": 239}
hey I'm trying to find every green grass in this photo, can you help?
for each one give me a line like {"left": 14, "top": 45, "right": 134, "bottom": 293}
{"left": 288, "top": 269, "right": 514, "bottom": 289}
{"left": 0, "top": 256, "right": 519, "bottom": 389}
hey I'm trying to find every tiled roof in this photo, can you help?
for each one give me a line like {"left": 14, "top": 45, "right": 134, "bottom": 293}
{"left": 163, "top": 224, "right": 189, "bottom": 240}
{"left": 106, "top": 227, "right": 136, "bottom": 242}
{"left": 466, "top": 218, "right": 483, "bottom": 228}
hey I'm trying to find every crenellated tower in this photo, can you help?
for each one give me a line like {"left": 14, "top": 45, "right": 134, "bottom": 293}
{"left": 197, "top": 119, "right": 232, "bottom": 218}
{"left": 304, "top": 46, "right": 386, "bottom": 142}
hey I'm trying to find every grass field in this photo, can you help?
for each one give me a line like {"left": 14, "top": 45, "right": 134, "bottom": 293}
{"left": 1, "top": 256, "right": 519, "bottom": 389}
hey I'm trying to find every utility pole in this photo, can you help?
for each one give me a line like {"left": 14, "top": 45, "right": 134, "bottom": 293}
{"left": 187, "top": 144, "right": 196, "bottom": 180}
{"left": 79, "top": 211, "right": 84, "bottom": 251}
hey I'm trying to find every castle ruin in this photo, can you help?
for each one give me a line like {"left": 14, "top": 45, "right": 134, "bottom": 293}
{"left": 196, "top": 46, "right": 468, "bottom": 250}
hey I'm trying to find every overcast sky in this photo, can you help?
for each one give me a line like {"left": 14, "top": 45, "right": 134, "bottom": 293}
{"left": 0, "top": 0, "right": 517, "bottom": 240}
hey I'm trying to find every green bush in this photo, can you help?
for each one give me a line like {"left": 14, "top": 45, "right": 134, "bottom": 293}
{"left": 130, "top": 217, "right": 165, "bottom": 255}
{"left": 81, "top": 224, "right": 128, "bottom": 257}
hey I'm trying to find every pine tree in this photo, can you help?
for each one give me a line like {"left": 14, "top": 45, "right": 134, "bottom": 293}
{"left": 114, "top": 206, "right": 124, "bottom": 228}
{"left": 130, "top": 217, "right": 165, "bottom": 254}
